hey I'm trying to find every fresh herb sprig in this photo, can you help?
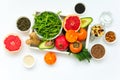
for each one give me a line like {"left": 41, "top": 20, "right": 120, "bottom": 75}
{"left": 74, "top": 46, "right": 92, "bottom": 62}
{"left": 68, "top": 45, "right": 92, "bottom": 62}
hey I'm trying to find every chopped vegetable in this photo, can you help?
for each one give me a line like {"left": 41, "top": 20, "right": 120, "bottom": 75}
{"left": 33, "top": 11, "right": 62, "bottom": 40}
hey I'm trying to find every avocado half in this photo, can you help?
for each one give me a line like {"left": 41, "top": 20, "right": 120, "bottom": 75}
{"left": 38, "top": 40, "right": 54, "bottom": 49}
{"left": 81, "top": 17, "right": 93, "bottom": 28}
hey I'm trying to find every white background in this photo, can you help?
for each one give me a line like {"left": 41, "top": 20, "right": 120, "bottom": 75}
{"left": 0, "top": 0, "right": 120, "bottom": 80}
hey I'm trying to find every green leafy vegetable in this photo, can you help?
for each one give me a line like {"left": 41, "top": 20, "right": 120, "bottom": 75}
{"left": 74, "top": 46, "right": 92, "bottom": 62}
{"left": 68, "top": 45, "right": 92, "bottom": 62}
{"left": 33, "top": 11, "right": 62, "bottom": 40}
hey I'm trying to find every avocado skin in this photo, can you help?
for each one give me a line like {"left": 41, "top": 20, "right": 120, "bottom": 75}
{"left": 81, "top": 17, "right": 93, "bottom": 28}
{"left": 39, "top": 41, "right": 54, "bottom": 49}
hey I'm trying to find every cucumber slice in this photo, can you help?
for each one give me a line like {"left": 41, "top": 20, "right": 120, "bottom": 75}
{"left": 81, "top": 17, "right": 93, "bottom": 28}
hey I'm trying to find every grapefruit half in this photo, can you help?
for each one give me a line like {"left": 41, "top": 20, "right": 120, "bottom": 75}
{"left": 4, "top": 34, "right": 22, "bottom": 53}
{"left": 63, "top": 15, "right": 81, "bottom": 32}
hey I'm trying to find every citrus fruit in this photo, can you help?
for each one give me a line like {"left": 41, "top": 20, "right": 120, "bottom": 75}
{"left": 4, "top": 34, "right": 22, "bottom": 53}
{"left": 77, "top": 28, "right": 87, "bottom": 41}
{"left": 44, "top": 52, "right": 57, "bottom": 65}
{"left": 63, "top": 15, "right": 81, "bottom": 32}
{"left": 65, "top": 30, "right": 78, "bottom": 43}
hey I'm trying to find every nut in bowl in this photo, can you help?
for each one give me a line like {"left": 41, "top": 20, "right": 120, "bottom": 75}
{"left": 33, "top": 11, "right": 62, "bottom": 40}
{"left": 104, "top": 31, "right": 116, "bottom": 44}
{"left": 91, "top": 24, "right": 105, "bottom": 38}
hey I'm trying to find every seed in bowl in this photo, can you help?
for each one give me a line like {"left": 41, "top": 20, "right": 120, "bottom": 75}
{"left": 91, "top": 24, "right": 104, "bottom": 37}
{"left": 23, "top": 54, "right": 35, "bottom": 68}
{"left": 105, "top": 31, "right": 116, "bottom": 42}
{"left": 91, "top": 44, "right": 105, "bottom": 59}
{"left": 17, "top": 17, "right": 31, "bottom": 31}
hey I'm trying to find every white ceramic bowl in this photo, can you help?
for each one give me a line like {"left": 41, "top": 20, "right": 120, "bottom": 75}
{"left": 16, "top": 16, "right": 31, "bottom": 33}
{"left": 74, "top": 3, "right": 86, "bottom": 16}
{"left": 90, "top": 44, "right": 106, "bottom": 60}
{"left": 23, "top": 54, "right": 35, "bottom": 68}
{"left": 104, "top": 31, "right": 117, "bottom": 44}
{"left": 33, "top": 11, "right": 62, "bottom": 40}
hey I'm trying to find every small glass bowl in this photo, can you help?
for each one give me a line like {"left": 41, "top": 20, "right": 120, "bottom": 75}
{"left": 99, "top": 12, "right": 113, "bottom": 27}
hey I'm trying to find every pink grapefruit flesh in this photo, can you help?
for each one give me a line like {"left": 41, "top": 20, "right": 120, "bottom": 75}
{"left": 63, "top": 15, "right": 81, "bottom": 32}
{"left": 4, "top": 34, "right": 22, "bottom": 53}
